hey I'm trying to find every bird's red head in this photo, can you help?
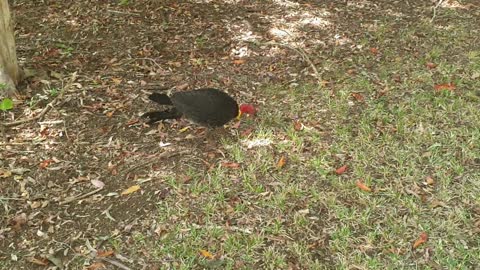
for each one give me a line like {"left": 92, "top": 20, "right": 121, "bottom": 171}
{"left": 239, "top": 104, "right": 256, "bottom": 117}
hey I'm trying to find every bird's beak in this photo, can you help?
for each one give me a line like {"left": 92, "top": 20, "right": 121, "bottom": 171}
{"left": 236, "top": 110, "right": 242, "bottom": 120}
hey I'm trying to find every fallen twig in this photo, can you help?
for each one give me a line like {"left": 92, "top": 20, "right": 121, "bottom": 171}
{"left": 247, "top": 40, "right": 322, "bottom": 86}
{"left": 123, "top": 149, "right": 190, "bottom": 178}
{"left": 1, "top": 72, "right": 77, "bottom": 140}
{"left": 431, "top": 0, "right": 444, "bottom": 22}
{"left": 60, "top": 187, "right": 103, "bottom": 205}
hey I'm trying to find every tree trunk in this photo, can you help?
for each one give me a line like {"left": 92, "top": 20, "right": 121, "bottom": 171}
{"left": 0, "top": 0, "right": 20, "bottom": 96}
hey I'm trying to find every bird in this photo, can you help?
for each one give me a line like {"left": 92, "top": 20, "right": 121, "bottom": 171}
{"left": 142, "top": 88, "right": 256, "bottom": 127}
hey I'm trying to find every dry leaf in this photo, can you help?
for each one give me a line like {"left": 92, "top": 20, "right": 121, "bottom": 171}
{"left": 293, "top": 121, "right": 304, "bottom": 131}
{"left": 221, "top": 162, "right": 241, "bottom": 169}
{"left": 0, "top": 169, "right": 12, "bottom": 178}
{"left": 351, "top": 92, "right": 365, "bottom": 102}
{"left": 10, "top": 213, "right": 28, "bottom": 231}
{"left": 126, "top": 119, "right": 139, "bottom": 126}
{"left": 277, "top": 156, "right": 287, "bottom": 169}
{"left": 91, "top": 179, "right": 105, "bottom": 189}
{"left": 370, "top": 47, "right": 379, "bottom": 54}
{"left": 412, "top": 232, "right": 428, "bottom": 249}
{"left": 335, "top": 165, "right": 348, "bottom": 175}
{"left": 356, "top": 180, "right": 372, "bottom": 192}
{"left": 425, "top": 62, "right": 437, "bottom": 69}
{"left": 97, "top": 250, "right": 115, "bottom": 257}
{"left": 27, "top": 257, "right": 50, "bottom": 266}
{"left": 434, "top": 83, "right": 455, "bottom": 91}
{"left": 199, "top": 249, "right": 214, "bottom": 259}
{"left": 121, "top": 185, "right": 141, "bottom": 195}
{"left": 86, "top": 262, "right": 106, "bottom": 270}
{"left": 111, "top": 77, "right": 122, "bottom": 85}
{"left": 106, "top": 111, "right": 114, "bottom": 118}
{"left": 39, "top": 159, "right": 54, "bottom": 169}
{"left": 241, "top": 128, "right": 254, "bottom": 137}
{"left": 347, "top": 69, "right": 356, "bottom": 75}
{"left": 425, "top": 176, "right": 435, "bottom": 185}
{"left": 233, "top": 59, "right": 245, "bottom": 65}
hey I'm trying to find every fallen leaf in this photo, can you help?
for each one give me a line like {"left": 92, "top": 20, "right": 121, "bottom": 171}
{"left": 233, "top": 59, "right": 245, "bottom": 65}
{"left": 91, "top": 179, "right": 105, "bottom": 189}
{"left": 0, "top": 169, "right": 12, "bottom": 178}
{"left": 434, "top": 83, "right": 455, "bottom": 92}
{"left": 39, "top": 159, "right": 54, "bottom": 169}
{"left": 347, "top": 69, "right": 356, "bottom": 75}
{"left": 231, "top": 120, "right": 241, "bottom": 129}
{"left": 335, "top": 165, "right": 348, "bottom": 175}
{"left": 26, "top": 257, "right": 50, "bottom": 266}
{"left": 293, "top": 121, "right": 304, "bottom": 131}
{"left": 106, "top": 111, "right": 114, "bottom": 118}
{"left": 370, "top": 47, "right": 379, "bottom": 54}
{"left": 9, "top": 213, "right": 27, "bottom": 231}
{"left": 111, "top": 77, "right": 122, "bottom": 85}
{"left": 241, "top": 128, "right": 254, "bottom": 137}
{"left": 85, "top": 262, "right": 106, "bottom": 270}
{"left": 126, "top": 119, "right": 139, "bottom": 126}
{"left": 121, "top": 185, "right": 140, "bottom": 195}
{"left": 356, "top": 179, "right": 372, "bottom": 192}
{"left": 351, "top": 92, "right": 365, "bottom": 102}
{"left": 425, "top": 176, "right": 435, "bottom": 185}
{"left": 221, "top": 162, "right": 241, "bottom": 169}
{"left": 97, "top": 250, "right": 115, "bottom": 257}
{"left": 425, "top": 62, "right": 437, "bottom": 69}
{"left": 412, "top": 232, "right": 428, "bottom": 249}
{"left": 320, "top": 80, "right": 329, "bottom": 87}
{"left": 199, "top": 249, "right": 214, "bottom": 259}
{"left": 277, "top": 156, "right": 287, "bottom": 169}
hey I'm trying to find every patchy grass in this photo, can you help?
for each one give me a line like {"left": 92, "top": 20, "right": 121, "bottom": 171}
{"left": 2, "top": 1, "right": 479, "bottom": 269}
{"left": 127, "top": 21, "right": 479, "bottom": 269}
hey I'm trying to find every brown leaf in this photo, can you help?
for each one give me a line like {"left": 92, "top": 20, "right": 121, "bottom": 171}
{"left": 370, "top": 47, "right": 379, "bottom": 54}
{"left": 356, "top": 179, "right": 372, "bottom": 192}
{"left": 221, "top": 162, "right": 241, "bottom": 169}
{"left": 106, "top": 111, "right": 114, "bottom": 118}
{"left": 86, "top": 262, "right": 106, "bottom": 270}
{"left": 335, "top": 165, "right": 348, "bottom": 175}
{"left": 0, "top": 168, "right": 12, "bottom": 178}
{"left": 97, "top": 250, "right": 115, "bottom": 257}
{"left": 121, "top": 185, "right": 141, "bottom": 195}
{"left": 293, "top": 121, "right": 304, "bottom": 131}
{"left": 27, "top": 257, "right": 50, "bottom": 266}
{"left": 199, "top": 249, "right": 214, "bottom": 259}
{"left": 425, "top": 62, "right": 437, "bottom": 69}
{"left": 233, "top": 59, "right": 246, "bottom": 65}
{"left": 9, "top": 213, "right": 28, "bottom": 231}
{"left": 277, "top": 156, "right": 287, "bottom": 169}
{"left": 351, "top": 92, "right": 365, "bottom": 102}
{"left": 347, "top": 69, "right": 356, "bottom": 75}
{"left": 39, "top": 159, "right": 54, "bottom": 169}
{"left": 126, "top": 119, "right": 139, "bottom": 126}
{"left": 412, "top": 232, "right": 428, "bottom": 249}
{"left": 425, "top": 176, "right": 435, "bottom": 185}
{"left": 241, "top": 128, "right": 254, "bottom": 137}
{"left": 434, "top": 83, "right": 455, "bottom": 92}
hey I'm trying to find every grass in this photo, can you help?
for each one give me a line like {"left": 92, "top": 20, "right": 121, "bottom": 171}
{"left": 119, "top": 17, "right": 480, "bottom": 269}
{"left": 3, "top": 3, "right": 479, "bottom": 270}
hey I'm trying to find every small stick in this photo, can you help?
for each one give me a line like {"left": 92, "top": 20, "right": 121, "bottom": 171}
{"left": 431, "top": 0, "right": 444, "bottom": 22}
{"left": 59, "top": 187, "right": 103, "bottom": 205}
{"left": 248, "top": 40, "right": 322, "bottom": 85}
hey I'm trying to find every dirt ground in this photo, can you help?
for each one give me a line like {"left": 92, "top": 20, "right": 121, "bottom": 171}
{"left": 1, "top": 0, "right": 479, "bottom": 269}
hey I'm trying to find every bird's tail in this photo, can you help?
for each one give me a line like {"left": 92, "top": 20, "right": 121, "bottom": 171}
{"left": 142, "top": 108, "right": 182, "bottom": 124}
{"left": 148, "top": 93, "right": 173, "bottom": 105}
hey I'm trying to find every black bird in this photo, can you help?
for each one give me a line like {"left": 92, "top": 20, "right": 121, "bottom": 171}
{"left": 142, "top": 88, "right": 255, "bottom": 127}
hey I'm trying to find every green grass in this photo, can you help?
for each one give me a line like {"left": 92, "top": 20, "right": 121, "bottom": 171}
{"left": 120, "top": 18, "right": 480, "bottom": 269}
{"left": 4, "top": 3, "right": 479, "bottom": 270}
